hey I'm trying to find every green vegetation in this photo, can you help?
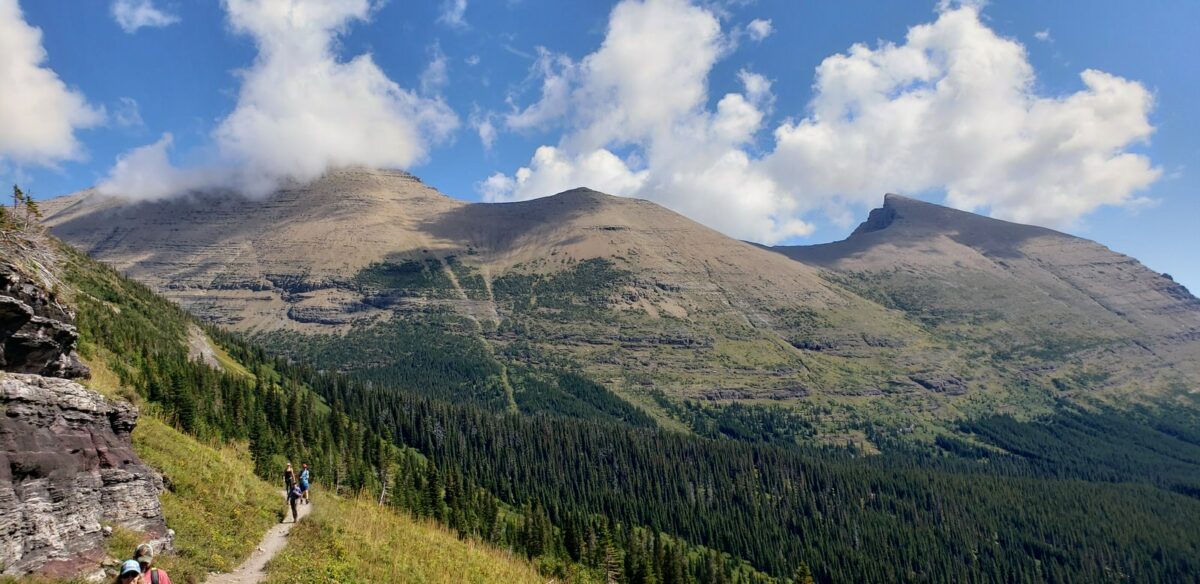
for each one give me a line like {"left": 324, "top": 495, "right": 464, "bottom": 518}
{"left": 354, "top": 258, "right": 456, "bottom": 297}
{"left": 493, "top": 258, "right": 628, "bottom": 315}
{"left": 58, "top": 239, "right": 777, "bottom": 583}
{"left": 328, "top": 374, "right": 1200, "bottom": 582}
{"left": 446, "top": 255, "right": 491, "bottom": 300}
{"left": 256, "top": 317, "right": 510, "bottom": 408}
{"left": 131, "top": 415, "right": 282, "bottom": 581}
{"left": 43, "top": 233, "right": 1200, "bottom": 583}
{"left": 264, "top": 496, "right": 548, "bottom": 584}
{"left": 649, "top": 392, "right": 816, "bottom": 444}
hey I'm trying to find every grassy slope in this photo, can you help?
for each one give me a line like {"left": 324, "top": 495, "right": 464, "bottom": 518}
{"left": 79, "top": 358, "right": 282, "bottom": 583}
{"left": 20, "top": 238, "right": 547, "bottom": 583}
{"left": 265, "top": 497, "right": 547, "bottom": 584}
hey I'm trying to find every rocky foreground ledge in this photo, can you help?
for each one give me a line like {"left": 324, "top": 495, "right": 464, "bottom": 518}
{"left": 0, "top": 373, "right": 170, "bottom": 578}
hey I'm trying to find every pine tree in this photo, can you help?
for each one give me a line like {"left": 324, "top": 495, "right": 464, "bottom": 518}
{"left": 792, "top": 562, "right": 815, "bottom": 584}
{"left": 24, "top": 196, "right": 40, "bottom": 223}
{"left": 11, "top": 184, "right": 22, "bottom": 211}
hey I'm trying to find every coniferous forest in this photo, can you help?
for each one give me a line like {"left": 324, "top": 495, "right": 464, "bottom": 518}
{"left": 62, "top": 241, "right": 1200, "bottom": 583}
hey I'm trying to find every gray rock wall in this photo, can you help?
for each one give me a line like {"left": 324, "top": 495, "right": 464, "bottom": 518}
{"left": 0, "top": 373, "right": 169, "bottom": 578}
{"left": 0, "top": 260, "right": 89, "bottom": 379}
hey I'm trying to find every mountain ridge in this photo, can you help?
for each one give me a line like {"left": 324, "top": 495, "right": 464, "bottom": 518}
{"left": 40, "top": 168, "right": 1200, "bottom": 443}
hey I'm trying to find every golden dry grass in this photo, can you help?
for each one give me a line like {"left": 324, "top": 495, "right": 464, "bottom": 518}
{"left": 264, "top": 496, "right": 548, "bottom": 584}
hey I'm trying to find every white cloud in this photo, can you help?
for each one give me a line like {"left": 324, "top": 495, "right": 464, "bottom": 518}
{"left": 113, "top": 97, "right": 144, "bottom": 128}
{"left": 487, "top": 0, "right": 1159, "bottom": 242}
{"left": 483, "top": 0, "right": 808, "bottom": 242}
{"left": 465, "top": 54, "right": 480, "bottom": 66}
{"left": 420, "top": 44, "right": 449, "bottom": 96}
{"left": 746, "top": 18, "right": 772, "bottom": 42}
{"left": 504, "top": 48, "right": 576, "bottom": 131}
{"left": 1034, "top": 28, "right": 1052, "bottom": 42}
{"left": 438, "top": 0, "right": 467, "bottom": 28}
{"left": 764, "top": 5, "right": 1159, "bottom": 227}
{"left": 470, "top": 107, "right": 498, "bottom": 150}
{"left": 102, "top": 0, "right": 459, "bottom": 200}
{"left": 111, "top": 0, "right": 180, "bottom": 33}
{"left": 0, "top": 0, "right": 104, "bottom": 167}
{"left": 103, "top": 133, "right": 212, "bottom": 199}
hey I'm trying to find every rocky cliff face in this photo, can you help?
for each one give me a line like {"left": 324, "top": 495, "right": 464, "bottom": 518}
{"left": 0, "top": 373, "right": 169, "bottom": 578}
{"left": 1, "top": 252, "right": 89, "bottom": 379}
{"left": 0, "top": 236, "right": 167, "bottom": 579}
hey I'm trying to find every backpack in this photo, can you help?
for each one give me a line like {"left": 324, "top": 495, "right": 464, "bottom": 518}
{"left": 149, "top": 568, "right": 161, "bottom": 584}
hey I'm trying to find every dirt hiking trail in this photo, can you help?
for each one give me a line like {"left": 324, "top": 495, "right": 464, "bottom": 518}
{"left": 205, "top": 495, "right": 311, "bottom": 584}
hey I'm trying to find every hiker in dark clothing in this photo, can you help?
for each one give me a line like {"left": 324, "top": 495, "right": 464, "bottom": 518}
{"left": 284, "top": 463, "right": 296, "bottom": 491}
{"left": 299, "top": 463, "right": 311, "bottom": 504}
{"left": 287, "top": 481, "right": 303, "bottom": 523}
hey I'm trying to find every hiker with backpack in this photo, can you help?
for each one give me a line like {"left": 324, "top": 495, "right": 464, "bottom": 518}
{"left": 284, "top": 462, "right": 296, "bottom": 491}
{"left": 299, "top": 463, "right": 311, "bottom": 504}
{"left": 134, "top": 543, "right": 171, "bottom": 583}
{"left": 287, "top": 480, "right": 303, "bottom": 522}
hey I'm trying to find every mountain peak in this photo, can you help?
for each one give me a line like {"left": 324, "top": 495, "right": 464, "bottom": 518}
{"left": 844, "top": 193, "right": 1068, "bottom": 249}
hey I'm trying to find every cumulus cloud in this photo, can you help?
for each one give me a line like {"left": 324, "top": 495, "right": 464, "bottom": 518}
{"left": 438, "top": 0, "right": 467, "bottom": 28}
{"left": 482, "top": 0, "right": 809, "bottom": 242}
{"left": 486, "top": 0, "right": 1158, "bottom": 242}
{"left": 746, "top": 18, "right": 772, "bottom": 41}
{"left": 0, "top": 0, "right": 104, "bottom": 167}
{"left": 764, "top": 5, "right": 1158, "bottom": 227}
{"left": 1034, "top": 28, "right": 1052, "bottom": 42}
{"left": 111, "top": 0, "right": 180, "bottom": 33}
{"left": 102, "top": 0, "right": 458, "bottom": 199}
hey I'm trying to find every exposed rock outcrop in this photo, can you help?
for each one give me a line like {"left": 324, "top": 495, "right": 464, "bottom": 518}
{"left": 0, "top": 259, "right": 88, "bottom": 379}
{"left": 0, "top": 373, "right": 169, "bottom": 578}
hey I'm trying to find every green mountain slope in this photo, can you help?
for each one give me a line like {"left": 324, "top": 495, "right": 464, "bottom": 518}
{"left": 47, "top": 235, "right": 775, "bottom": 583}
{"left": 32, "top": 186, "right": 1200, "bottom": 582}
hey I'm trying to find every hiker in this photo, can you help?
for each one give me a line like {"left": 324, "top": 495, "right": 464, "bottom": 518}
{"left": 299, "top": 463, "right": 311, "bottom": 504}
{"left": 114, "top": 560, "right": 141, "bottom": 584}
{"left": 134, "top": 543, "right": 172, "bottom": 584}
{"left": 284, "top": 462, "right": 296, "bottom": 491}
{"left": 287, "top": 480, "right": 303, "bottom": 522}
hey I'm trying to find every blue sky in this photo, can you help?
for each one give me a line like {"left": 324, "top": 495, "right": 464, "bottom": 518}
{"left": 2, "top": 0, "right": 1197, "bottom": 291}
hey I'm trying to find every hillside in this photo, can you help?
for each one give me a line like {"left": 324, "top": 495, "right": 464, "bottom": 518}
{"left": 42, "top": 170, "right": 1200, "bottom": 446}
{"left": 774, "top": 194, "right": 1200, "bottom": 403}
{"left": 13, "top": 196, "right": 1200, "bottom": 582}
{"left": 0, "top": 229, "right": 561, "bottom": 582}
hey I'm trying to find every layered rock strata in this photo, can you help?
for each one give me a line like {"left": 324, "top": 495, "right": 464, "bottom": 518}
{"left": 0, "top": 373, "right": 169, "bottom": 578}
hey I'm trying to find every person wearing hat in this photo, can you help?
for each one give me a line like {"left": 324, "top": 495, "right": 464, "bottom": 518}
{"left": 114, "top": 560, "right": 141, "bottom": 584}
{"left": 134, "top": 543, "right": 172, "bottom": 584}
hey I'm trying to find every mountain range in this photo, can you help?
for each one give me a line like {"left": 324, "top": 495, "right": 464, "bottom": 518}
{"left": 42, "top": 167, "right": 1200, "bottom": 443}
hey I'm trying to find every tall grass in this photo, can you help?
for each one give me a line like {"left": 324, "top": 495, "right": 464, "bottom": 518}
{"left": 264, "top": 496, "right": 551, "bottom": 584}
